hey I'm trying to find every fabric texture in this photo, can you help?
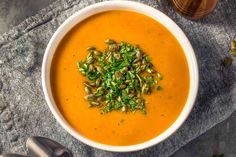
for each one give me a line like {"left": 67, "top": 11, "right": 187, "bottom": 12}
{"left": 0, "top": 0, "right": 235, "bottom": 156}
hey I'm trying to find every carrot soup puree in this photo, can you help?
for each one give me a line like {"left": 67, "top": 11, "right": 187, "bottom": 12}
{"left": 50, "top": 11, "right": 189, "bottom": 146}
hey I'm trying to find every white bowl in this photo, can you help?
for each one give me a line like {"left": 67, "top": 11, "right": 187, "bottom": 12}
{"left": 42, "top": 0, "right": 199, "bottom": 152}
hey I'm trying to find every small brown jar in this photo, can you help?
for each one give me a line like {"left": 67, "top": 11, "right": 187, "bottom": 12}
{"left": 172, "top": 0, "right": 218, "bottom": 20}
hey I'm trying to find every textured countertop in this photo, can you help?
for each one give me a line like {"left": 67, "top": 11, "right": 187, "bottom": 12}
{"left": 0, "top": 0, "right": 235, "bottom": 157}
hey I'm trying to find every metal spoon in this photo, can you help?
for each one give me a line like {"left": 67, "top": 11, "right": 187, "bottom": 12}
{"left": 26, "top": 136, "right": 73, "bottom": 157}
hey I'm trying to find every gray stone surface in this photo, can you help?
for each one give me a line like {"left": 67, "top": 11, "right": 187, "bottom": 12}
{"left": 0, "top": 0, "right": 235, "bottom": 157}
{"left": 0, "top": 0, "right": 56, "bottom": 35}
{"left": 171, "top": 111, "right": 236, "bottom": 157}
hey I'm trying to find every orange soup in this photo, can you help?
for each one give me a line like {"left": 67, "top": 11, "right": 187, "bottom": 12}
{"left": 51, "top": 11, "right": 189, "bottom": 146}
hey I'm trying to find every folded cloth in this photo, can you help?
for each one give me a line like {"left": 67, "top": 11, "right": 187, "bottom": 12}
{"left": 0, "top": 0, "right": 235, "bottom": 156}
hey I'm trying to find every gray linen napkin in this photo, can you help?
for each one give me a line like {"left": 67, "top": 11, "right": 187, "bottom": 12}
{"left": 0, "top": 0, "right": 235, "bottom": 156}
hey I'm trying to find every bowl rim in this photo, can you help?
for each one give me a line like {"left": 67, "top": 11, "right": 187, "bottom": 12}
{"left": 42, "top": 0, "right": 199, "bottom": 152}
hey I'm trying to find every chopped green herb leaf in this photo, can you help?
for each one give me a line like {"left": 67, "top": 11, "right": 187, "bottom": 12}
{"left": 77, "top": 39, "right": 163, "bottom": 114}
{"left": 157, "top": 86, "right": 162, "bottom": 91}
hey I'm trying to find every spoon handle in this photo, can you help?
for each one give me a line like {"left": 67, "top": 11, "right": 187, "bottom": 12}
{"left": 26, "top": 136, "right": 73, "bottom": 157}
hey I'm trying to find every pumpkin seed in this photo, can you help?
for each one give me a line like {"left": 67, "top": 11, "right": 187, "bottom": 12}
{"left": 142, "top": 84, "right": 150, "bottom": 94}
{"left": 88, "top": 64, "right": 94, "bottom": 72}
{"left": 84, "top": 81, "right": 95, "bottom": 88}
{"left": 125, "top": 80, "right": 131, "bottom": 84}
{"left": 115, "top": 71, "right": 124, "bottom": 80}
{"left": 147, "top": 68, "right": 155, "bottom": 73}
{"left": 87, "top": 46, "right": 96, "bottom": 51}
{"left": 114, "top": 53, "right": 121, "bottom": 60}
{"left": 136, "top": 51, "right": 142, "bottom": 60}
{"left": 120, "top": 67, "right": 128, "bottom": 74}
{"left": 117, "top": 96, "right": 121, "bottom": 102}
{"left": 121, "top": 106, "right": 127, "bottom": 112}
{"left": 133, "top": 58, "right": 140, "bottom": 63}
{"left": 95, "top": 78, "right": 101, "bottom": 87}
{"left": 120, "top": 84, "right": 126, "bottom": 89}
{"left": 78, "top": 39, "right": 163, "bottom": 114}
{"left": 105, "top": 39, "right": 116, "bottom": 45}
{"left": 94, "top": 50, "right": 102, "bottom": 56}
{"left": 105, "top": 51, "right": 112, "bottom": 60}
{"left": 84, "top": 86, "right": 92, "bottom": 94}
{"left": 84, "top": 94, "right": 96, "bottom": 100}
{"left": 90, "top": 101, "right": 100, "bottom": 106}
{"left": 96, "top": 66, "right": 103, "bottom": 73}
{"left": 108, "top": 44, "right": 120, "bottom": 52}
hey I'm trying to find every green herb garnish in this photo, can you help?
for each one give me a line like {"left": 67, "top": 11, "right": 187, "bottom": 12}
{"left": 78, "top": 39, "right": 163, "bottom": 114}
{"left": 156, "top": 86, "right": 162, "bottom": 91}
